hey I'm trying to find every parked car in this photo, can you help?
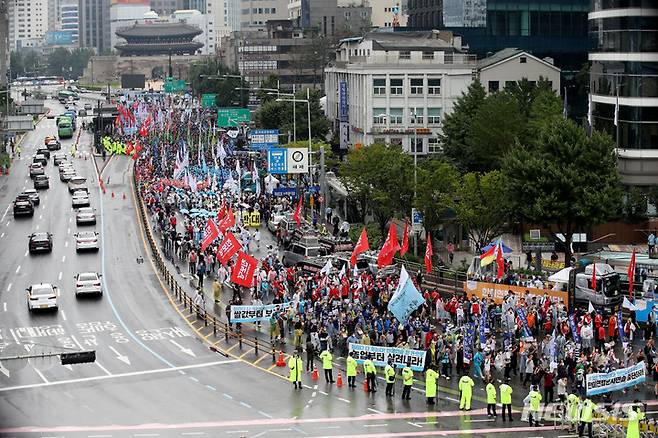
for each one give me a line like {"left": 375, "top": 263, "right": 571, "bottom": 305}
{"left": 13, "top": 195, "right": 34, "bottom": 217}
{"left": 32, "top": 154, "right": 47, "bottom": 166}
{"left": 71, "top": 190, "right": 90, "bottom": 208}
{"left": 76, "top": 207, "right": 96, "bottom": 225}
{"left": 68, "top": 176, "right": 87, "bottom": 194}
{"left": 75, "top": 231, "right": 99, "bottom": 252}
{"left": 26, "top": 283, "right": 59, "bottom": 312}
{"left": 74, "top": 272, "right": 102, "bottom": 297}
{"left": 29, "top": 162, "right": 45, "bottom": 178}
{"left": 28, "top": 232, "right": 53, "bottom": 253}
{"left": 33, "top": 174, "right": 49, "bottom": 190}
{"left": 21, "top": 189, "right": 40, "bottom": 205}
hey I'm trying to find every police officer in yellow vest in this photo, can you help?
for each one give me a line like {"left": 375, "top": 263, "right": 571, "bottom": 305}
{"left": 385, "top": 359, "right": 396, "bottom": 397}
{"left": 578, "top": 398, "right": 597, "bottom": 438}
{"left": 567, "top": 393, "right": 581, "bottom": 432}
{"left": 346, "top": 352, "right": 357, "bottom": 388}
{"left": 459, "top": 373, "right": 475, "bottom": 410}
{"left": 401, "top": 361, "right": 413, "bottom": 400}
{"left": 486, "top": 377, "right": 497, "bottom": 417}
{"left": 524, "top": 385, "right": 542, "bottom": 427}
{"left": 499, "top": 378, "right": 513, "bottom": 421}
{"left": 426, "top": 366, "right": 439, "bottom": 405}
{"left": 626, "top": 401, "right": 645, "bottom": 438}
{"left": 288, "top": 351, "right": 303, "bottom": 389}
{"left": 319, "top": 349, "right": 334, "bottom": 383}
{"left": 364, "top": 354, "right": 376, "bottom": 393}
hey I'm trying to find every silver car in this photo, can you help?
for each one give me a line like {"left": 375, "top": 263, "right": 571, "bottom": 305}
{"left": 68, "top": 176, "right": 88, "bottom": 194}
{"left": 75, "top": 231, "right": 99, "bottom": 251}
{"left": 74, "top": 272, "right": 102, "bottom": 297}
{"left": 72, "top": 190, "right": 90, "bottom": 208}
{"left": 76, "top": 207, "right": 96, "bottom": 225}
{"left": 27, "top": 283, "right": 59, "bottom": 312}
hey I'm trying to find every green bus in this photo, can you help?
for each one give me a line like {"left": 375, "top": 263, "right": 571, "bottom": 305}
{"left": 57, "top": 117, "right": 73, "bottom": 139}
{"left": 57, "top": 90, "right": 78, "bottom": 103}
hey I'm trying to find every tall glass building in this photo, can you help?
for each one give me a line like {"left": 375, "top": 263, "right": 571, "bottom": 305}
{"left": 589, "top": 0, "right": 658, "bottom": 185}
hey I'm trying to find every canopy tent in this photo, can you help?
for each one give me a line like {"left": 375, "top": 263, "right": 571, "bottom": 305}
{"left": 548, "top": 267, "right": 573, "bottom": 284}
{"left": 481, "top": 241, "right": 513, "bottom": 254}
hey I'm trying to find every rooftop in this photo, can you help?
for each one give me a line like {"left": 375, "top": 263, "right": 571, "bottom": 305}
{"left": 477, "top": 48, "right": 560, "bottom": 71}
{"left": 115, "top": 22, "right": 202, "bottom": 39}
{"left": 341, "top": 30, "right": 462, "bottom": 53}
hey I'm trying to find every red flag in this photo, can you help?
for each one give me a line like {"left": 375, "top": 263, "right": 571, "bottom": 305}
{"left": 400, "top": 221, "right": 409, "bottom": 257}
{"left": 495, "top": 242, "right": 505, "bottom": 279}
{"left": 293, "top": 196, "right": 303, "bottom": 227}
{"left": 125, "top": 141, "right": 134, "bottom": 155}
{"left": 217, "top": 201, "right": 227, "bottom": 222}
{"left": 231, "top": 251, "right": 258, "bottom": 287}
{"left": 377, "top": 223, "right": 401, "bottom": 268}
{"left": 350, "top": 227, "right": 370, "bottom": 267}
{"left": 628, "top": 249, "right": 636, "bottom": 297}
{"left": 216, "top": 232, "right": 242, "bottom": 265}
{"left": 591, "top": 263, "right": 597, "bottom": 291}
{"left": 424, "top": 231, "right": 433, "bottom": 274}
{"left": 200, "top": 219, "right": 219, "bottom": 252}
{"left": 218, "top": 208, "right": 235, "bottom": 233}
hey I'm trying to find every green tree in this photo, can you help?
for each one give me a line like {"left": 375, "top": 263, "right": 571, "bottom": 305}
{"left": 339, "top": 143, "right": 414, "bottom": 233}
{"left": 416, "top": 158, "right": 459, "bottom": 233}
{"left": 454, "top": 171, "right": 510, "bottom": 252}
{"left": 526, "top": 87, "right": 564, "bottom": 139}
{"left": 441, "top": 79, "right": 486, "bottom": 171}
{"left": 503, "top": 119, "right": 622, "bottom": 265}
{"left": 348, "top": 222, "right": 383, "bottom": 249}
{"left": 623, "top": 187, "right": 648, "bottom": 222}
{"left": 256, "top": 74, "right": 281, "bottom": 104}
{"left": 188, "top": 59, "right": 249, "bottom": 107}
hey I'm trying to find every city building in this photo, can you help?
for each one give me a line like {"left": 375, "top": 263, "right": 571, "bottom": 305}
{"left": 324, "top": 30, "right": 476, "bottom": 154}
{"left": 239, "top": 0, "right": 287, "bottom": 30}
{"left": 368, "top": 0, "right": 407, "bottom": 28}
{"left": 172, "top": 9, "right": 215, "bottom": 55}
{"left": 478, "top": 48, "right": 560, "bottom": 94}
{"left": 1, "top": 2, "right": 8, "bottom": 86}
{"left": 7, "top": 0, "right": 50, "bottom": 50}
{"left": 288, "top": 0, "right": 371, "bottom": 37}
{"left": 58, "top": 0, "right": 79, "bottom": 45}
{"left": 222, "top": 19, "right": 325, "bottom": 90}
{"left": 115, "top": 21, "right": 203, "bottom": 56}
{"left": 150, "top": 0, "right": 180, "bottom": 16}
{"left": 109, "top": 0, "right": 152, "bottom": 51}
{"left": 589, "top": 1, "right": 658, "bottom": 186}
{"left": 79, "top": 0, "right": 111, "bottom": 54}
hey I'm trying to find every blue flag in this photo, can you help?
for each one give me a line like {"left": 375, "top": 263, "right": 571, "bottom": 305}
{"left": 569, "top": 313, "right": 581, "bottom": 343}
{"left": 463, "top": 322, "right": 475, "bottom": 364}
{"left": 617, "top": 310, "right": 625, "bottom": 343}
{"left": 387, "top": 276, "right": 424, "bottom": 325}
{"left": 516, "top": 307, "right": 532, "bottom": 338}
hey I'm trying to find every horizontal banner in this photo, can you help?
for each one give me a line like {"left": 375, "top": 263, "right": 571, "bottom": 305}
{"left": 348, "top": 343, "right": 426, "bottom": 371}
{"left": 464, "top": 281, "right": 569, "bottom": 309}
{"left": 586, "top": 361, "right": 646, "bottom": 396}
{"left": 230, "top": 302, "right": 290, "bottom": 323}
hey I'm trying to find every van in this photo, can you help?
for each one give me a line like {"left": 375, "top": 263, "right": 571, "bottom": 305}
{"left": 57, "top": 117, "right": 73, "bottom": 139}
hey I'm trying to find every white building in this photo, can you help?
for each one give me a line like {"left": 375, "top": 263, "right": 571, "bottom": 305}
{"left": 367, "top": 0, "right": 407, "bottom": 28}
{"left": 59, "top": 0, "right": 79, "bottom": 45}
{"left": 325, "top": 31, "right": 475, "bottom": 155}
{"left": 478, "top": 48, "right": 560, "bottom": 94}
{"left": 239, "top": 0, "right": 287, "bottom": 29}
{"left": 109, "top": 1, "right": 152, "bottom": 51}
{"left": 7, "top": 0, "right": 50, "bottom": 50}
{"left": 171, "top": 9, "right": 215, "bottom": 54}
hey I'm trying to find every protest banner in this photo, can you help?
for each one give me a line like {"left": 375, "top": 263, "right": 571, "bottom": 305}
{"left": 348, "top": 343, "right": 426, "bottom": 371}
{"left": 464, "top": 281, "right": 569, "bottom": 309}
{"left": 230, "top": 302, "right": 291, "bottom": 323}
{"left": 586, "top": 362, "right": 646, "bottom": 396}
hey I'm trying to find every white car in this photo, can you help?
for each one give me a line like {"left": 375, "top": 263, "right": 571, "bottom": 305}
{"left": 26, "top": 283, "right": 59, "bottom": 311}
{"left": 76, "top": 207, "right": 96, "bottom": 225}
{"left": 75, "top": 231, "right": 99, "bottom": 251}
{"left": 74, "top": 272, "right": 102, "bottom": 297}
{"left": 72, "top": 190, "right": 90, "bottom": 208}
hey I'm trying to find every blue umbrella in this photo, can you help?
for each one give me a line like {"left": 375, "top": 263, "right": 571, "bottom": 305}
{"left": 481, "top": 241, "right": 513, "bottom": 254}
{"left": 180, "top": 208, "right": 189, "bottom": 214}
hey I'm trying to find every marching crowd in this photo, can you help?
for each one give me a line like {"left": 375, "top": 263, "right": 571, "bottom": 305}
{"left": 121, "top": 94, "right": 657, "bottom": 438}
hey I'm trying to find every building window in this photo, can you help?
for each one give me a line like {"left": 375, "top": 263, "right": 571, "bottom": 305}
{"left": 411, "top": 137, "right": 423, "bottom": 154}
{"left": 373, "top": 108, "right": 387, "bottom": 124}
{"left": 488, "top": 81, "right": 499, "bottom": 93}
{"left": 428, "top": 78, "right": 441, "bottom": 95}
{"left": 374, "top": 137, "right": 385, "bottom": 144}
{"left": 373, "top": 78, "right": 386, "bottom": 95}
{"left": 389, "top": 108, "right": 403, "bottom": 124}
{"left": 428, "top": 138, "right": 442, "bottom": 154}
{"left": 390, "top": 78, "right": 403, "bottom": 95}
{"left": 520, "top": 56, "right": 527, "bottom": 63}
{"left": 409, "top": 107, "right": 424, "bottom": 124}
{"left": 422, "top": 51, "right": 434, "bottom": 60}
{"left": 399, "top": 51, "right": 410, "bottom": 60}
{"left": 427, "top": 108, "right": 442, "bottom": 124}
{"left": 390, "top": 138, "right": 402, "bottom": 146}
{"left": 410, "top": 78, "right": 423, "bottom": 94}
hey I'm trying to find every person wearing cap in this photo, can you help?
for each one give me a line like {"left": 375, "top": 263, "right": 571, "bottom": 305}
{"left": 425, "top": 366, "right": 439, "bottom": 405}
{"left": 364, "top": 354, "right": 376, "bottom": 393}
{"left": 486, "top": 377, "right": 497, "bottom": 418}
{"left": 384, "top": 358, "right": 396, "bottom": 397}
{"left": 346, "top": 351, "right": 357, "bottom": 388}
{"left": 578, "top": 398, "right": 597, "bottom": 438}
{"left": 319, "top": 348, "right": 334, "bottom": 383}
{"left": 288, "top": 351, "right": 303, "bottom": 390}
{"left": 401, "top": 361, "right": 413, "bottom": 400}
{"left": 458, "top": 373, "right": 475, "bottom": 410}
{"left": 626, "top": 401, "right": 645, "bottom": 438}
{"left": 524, "top": 385, "right": 542, "bottom": 427}
{"left": 499, "top": 378, "right": 513, "bottom": 421}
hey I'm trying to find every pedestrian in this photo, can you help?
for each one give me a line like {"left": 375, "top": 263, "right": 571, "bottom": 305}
{"left": 426, "top": 366, "right": 439, "bottom": 405}
{"left": 319, "top": 348, "right": 334, "bottom": 383}
{"left": 499, "top": 378, "right": 513, "bottom": 421}
{"left": 384, "top": 359, "right": 395, "bottom": 396}
{"left": 212, "top": 277, "right": 222, "bottom": 304}
{"left": 543, "top": 370, "right": 555, "bottom": 405}
{"left": 626, "top": 401, "right": 645, "bottom": 438}
{"left": 448, "top": 241, "right": 455, "bottom": 265}
{"left": 401, "top": 361, "right": 413, "bottom": 400}
{"left": 567, "top": 393, "right": 581, "bottom": 432}
{"left": 524, "top": 385, "right": 542, "bottom": 427}
{"left": 305, "top": 335, "right": 315, "bottom": 373}
{"left": 458, "top": 373, "right": 474, "bottom": 410}
{"left": 288, "top": 351, "right": 303, "bottom": 389}
{"left": 364, "top": 354, "right": 376, "bottom": 392}
{"left": 196, "top": 258, "right": 206, "bottom": 288}
{"left": 578, "top": 398, "right": 597, "bottom": 438}
{"left": 486, "top": 377, "right": 497, "bottom": 417}
{"left": 188, "top": 249, "right": 197, "bottom": 275}
{"left": 346, "top": 351, "right": 357, "bottom": 388}
{"left": 254, "top": 229, "right": 261, "bottom": 250}
{"left": 193, "top": 287, "right": 205, "bottom": 319}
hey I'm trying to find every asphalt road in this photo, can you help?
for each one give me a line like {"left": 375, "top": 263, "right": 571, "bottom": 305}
{"left": 0, "top": 99, "right": 611, "bottom": 438}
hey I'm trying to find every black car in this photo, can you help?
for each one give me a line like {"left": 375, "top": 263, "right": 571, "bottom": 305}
{"left": 28, "top": 232, "right": 53, "bottom": 253}
{"left": 13, "top": 195, "right": 34, "bottom": 217}
{"left": 46, "top": 140, "right": 61, "bottom": 151}
{"left": 21, "top": 189, "right": 40, "bottom": 205}
{"left": 33, "top": 175, "right": 49, "bottom": 190}
{"left": 53, "top": 153, "right": 66, "bottom": 166}
{"left": 32, "top": 154, "right": 47, "bottom": 167}
{"left": 36, "top": 148, "right": 50, "bottom": 160}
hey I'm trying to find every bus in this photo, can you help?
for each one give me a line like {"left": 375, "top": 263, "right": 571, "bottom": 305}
{"left": 57, "top": 90, "right": 79, "bottom": 102}
{"left": 57, "top": 117, "right": 73, "bottom": 139}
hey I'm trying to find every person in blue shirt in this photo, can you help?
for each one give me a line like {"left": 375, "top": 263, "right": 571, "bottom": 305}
{"left": 473, "top": 349, "right": 484, "bottom": 380}
{"left": 649, "top": 233, "right": 656, "bottom": 256}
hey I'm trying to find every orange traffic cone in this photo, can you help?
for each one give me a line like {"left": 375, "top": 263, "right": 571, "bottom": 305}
{"left": 276, "top": 351, "right": 286, "bottom": 367}
{"left": 336, "top": 371, "right": 343, "bottom": 388}
{"left": 363, "top": 379, "right": 369, "bottom": 392}
{"left": 312, "top": 365, "right": 319, "bottom": 381}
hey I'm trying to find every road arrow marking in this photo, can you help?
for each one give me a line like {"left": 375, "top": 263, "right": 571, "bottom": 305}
{"left": 169, "top": 340, "right": 196, "bottom": 357}
{"left": 108, "top": 346, "right": 131, "bottom": 365}
{"left": 0, "top": 361, "right": 10, "bottom": 378}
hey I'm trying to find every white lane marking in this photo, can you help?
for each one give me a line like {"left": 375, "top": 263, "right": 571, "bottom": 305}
{"left": 35, "top": 225, "right": 39, "bottom": 230}
{"left": 266, "top": 429, "right": 292, "bottom": 433}
{"left": 250, "top": 432, "right": 266, "bottom": 438}
{"left": 62, "top": 255, "right": 66, "bottom": 262}
{"left": 15, "top": 265, "right": 20, "bottom": 274}
{"left": 95, "top": 362, "right": 112, "bottom": 376}
{"left": 337, "top": 397, "right": 351, "bottom": 403}
{"left": 58, "top": 271, "right": 62, "bottom": 280}
{"left": 206, "top": 385, "right": 216, "bottom": 391}
{"left": 258, "top": 411, "right": 273, "bottom": 419}
{"left": 88, "top": 435, "right": 112, "bottom": 438}
{"left": 407, "top": 422, "right": 423, "bottom": 428}
{"left": 5, "top": 221, "right": 9, "bottom": 227}
{"left": 189, "top": 377, "right": 199, "bottom": 382}
{"left": 67, "top": 227, "right": 70, "bottom": 234}
{"left": 363, "top": 424, "right": 388, "bottom": 427}
{"left": 367, "top": 408, "right": 384, "bottom": 414}
{"left": 464, "top": 419, "right": 495, "bottom": 423}
{"left": 0, "top": 205, "right": 10, "bottom": 222}
{"left": 32, "top": 366, "right": 49, "bottom": 384}
{"left": 225, "top": 431, "right": 248, "bottom": 434}
{"left": 319, "top": 390, "right": 328, "bottom": 396}
{"left": 239, "top": 401, "right": 252, "bottom": 409}
{"left": 0, "top": 359, "right": 241, "bottom": 393}
{"left": 2, "top": 302, "right": 6, "bottom": 312}
{"left": 6, "top": 283, "right": 12, "bottom": 291}
{"left": 39, "top": 214, "right": 43, "bottom": 220}
{"left": 445, "top": 396, "right": 460, "bottom": 402}
{"left": 223, "top": 393, "right": 233, "bottom": 399}
{"left": 24, "top": 250, "right": 28, "bottom": 256}
{"left": 1, "top": 232, "right": 4, "bottom": 238}
{"left": 64, "top": 241, "right": 68, "bottom": 248}
{"left": 181, "top": 433, "right": 205, "bottom": 436}
{"left": 61, "top": 310, "right": 67, "bottom": 321}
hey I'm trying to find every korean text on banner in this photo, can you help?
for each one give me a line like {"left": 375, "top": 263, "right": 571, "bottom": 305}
{"left": 216, "top": 232, "right": 242, "bottom": 265}
{"left": 230, "top": 302, "right": 291, "bottom": 323}
{"left": 586, "top": 362, "right": 646, "bottom": 396}
{"left": 230, "top": 252, "right": 258, "bottom": 287}
{"left": 348, "top": 343, "right": 426, "bottom": 371}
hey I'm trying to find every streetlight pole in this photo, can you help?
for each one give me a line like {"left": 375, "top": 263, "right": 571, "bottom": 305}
{"left": 276, "top": 93, "right": 313, "bottom": 191}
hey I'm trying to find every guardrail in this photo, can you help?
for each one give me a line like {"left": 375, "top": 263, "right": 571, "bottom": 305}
{"left": 131, "top": 165, "right": 280, "bottom": 362}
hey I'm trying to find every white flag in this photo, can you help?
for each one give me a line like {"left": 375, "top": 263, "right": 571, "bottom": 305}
{"left": 339, "top": 264, "right": 346, "bottom": 278}
{"left": 352, "top": 264, "right": 358, "bottom": 278}
{"left": 622, "top": 296, "right": 638, "bottom": 311}
{"left": 587, "top": 93, "right": 593, "bottom": 127}
{"left": 218, "top": 143, "right": 227, "bottom": 167}
{"left": 188, "top": 172, "right": 197, "bottom": 193}
{"left": 588, "top": 301, "right": 595, "bottom": 314}
{"left": 320, "top": 259, "right": 332, "bottom": 275}
{"left": 253, "top": 161, "right": 261, "bottom": 196}
{"left": 613, "top": 94, "right": 619, "bottom": 127}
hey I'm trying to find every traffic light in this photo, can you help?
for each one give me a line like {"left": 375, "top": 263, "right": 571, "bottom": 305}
{"left": 60, "top": 350, "right": 96, "bottom": 365}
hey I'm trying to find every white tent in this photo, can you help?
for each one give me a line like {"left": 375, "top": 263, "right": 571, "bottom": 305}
{"left": 548, "top": 267, "right": 573, "bottom": 284}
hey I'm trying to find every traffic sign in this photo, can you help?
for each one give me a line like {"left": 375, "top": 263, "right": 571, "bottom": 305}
{"left": 251, "top": 129, "right": 279, "bottom": 150}
{"left": 267, "top": 148, "right": 309, "bottom": 174}
{"left": 163, "top": 78, "right": 186, "bottom": 93}
{"left": 201, "top": 93, "right": 217, "bottom": 108}
{"left": 217, "top": 108, "right": 250, "bottom": 127}
{"left": 268, "top": 148, "right": 287, "bottom": 174}
{"left": 411, "top": 208, "right": 423, "bottom": 232}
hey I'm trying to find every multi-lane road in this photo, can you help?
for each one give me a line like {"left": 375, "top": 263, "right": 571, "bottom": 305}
{"left": 0, "top": 97, "right": 591, "bottom": 438}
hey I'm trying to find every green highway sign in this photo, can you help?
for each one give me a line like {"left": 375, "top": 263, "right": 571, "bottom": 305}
{"left": 202, "top": 93, "right": 217, "bottom": 108}
{"left": 164, "top": 77, "right": 186, "bottom": 93}
{"left": 217, "top": 108, "right": 250, "bottom": 127}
